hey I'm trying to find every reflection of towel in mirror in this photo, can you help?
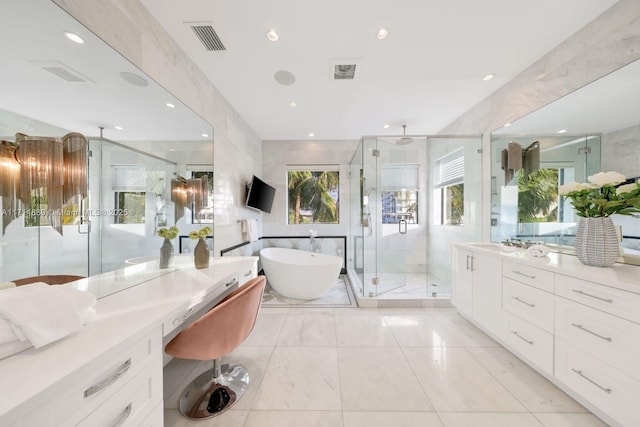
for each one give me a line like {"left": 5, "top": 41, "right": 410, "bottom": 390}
{"left": 0, "top": 282, "right": 96, "bottom": 349}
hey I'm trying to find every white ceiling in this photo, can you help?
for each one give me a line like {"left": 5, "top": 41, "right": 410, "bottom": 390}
{"left": 141, "top": 0, "right": 617, "bottom": 140}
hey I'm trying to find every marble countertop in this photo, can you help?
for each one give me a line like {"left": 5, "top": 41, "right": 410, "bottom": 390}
{"left": 455, "top": 242, "right": 640, "bottom": 294}
{"left": 0, "top": 256, "right": 258, "bottom": 421}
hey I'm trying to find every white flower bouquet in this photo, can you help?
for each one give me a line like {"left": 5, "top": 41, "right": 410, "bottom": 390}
{"left": 558, "top": 171, "right": 640, "bottom": 218}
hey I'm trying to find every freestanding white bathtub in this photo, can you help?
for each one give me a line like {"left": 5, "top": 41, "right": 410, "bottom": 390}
{"left": 259, "top": 247, "right": 343, "bottom": 299}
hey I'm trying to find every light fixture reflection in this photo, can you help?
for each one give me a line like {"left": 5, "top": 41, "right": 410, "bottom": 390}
{"left": 64, "top": 32, "right": 84, "bottom": 44}
{"left": 482, "top": 73, "right": 495, "bottom": 81}
{"left": 557, "top": 129, "right": 567, "bottom": 133}
{"left": 166, "top": 102, "right": 176, "bottom": 108}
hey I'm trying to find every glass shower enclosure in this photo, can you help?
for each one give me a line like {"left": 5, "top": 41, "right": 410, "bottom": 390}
{"left": 349, "top": 135, "right": 482, "bottom": 299}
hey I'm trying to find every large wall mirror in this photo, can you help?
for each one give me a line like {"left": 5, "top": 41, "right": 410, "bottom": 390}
{"left": 0, "top": 0, "right": 213, "bottom": 286}
{"left": 491, "top": 58, "right": 640, "bottom": 265}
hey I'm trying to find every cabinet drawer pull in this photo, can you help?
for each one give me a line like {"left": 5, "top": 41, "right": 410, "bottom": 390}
{"left": 182, "top": 307, "right": 194, "bottom": 321}
{"left": 84, "top": 358, "right": 132, "bottom": 397}
{"left": 466, "top": 255, "right": 470, "bottom": 271}
{"left": 572, "top": 289, "right": 613, "bottom": 304}
{"left": 571, "top": 369, "right": 612, "bottom": 394}
{"left": 244, "top": 269, "right": 252, "bottom": 277}
{"left": 111, "top": 403, "right": 132, "bottom": 427}
{"left": 225, "top": 278, "right": 238, "bottom": 288}
{"left": 510, "top": 330, "right": 534, "bottom": 345}
{"left": 512, "top": 296, "right": 535, "bottom": 308}
{"left": 512, "top": 270, "right": 535, "bottom": 279}
{"left": 571, "top": 323, "right": 612, "bottom": 342}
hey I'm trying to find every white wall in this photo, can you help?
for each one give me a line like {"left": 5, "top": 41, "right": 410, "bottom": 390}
{"left": 441, "top": 0, "right": 640, "bottom": 241}
{"left": 261, "top": 140, "right": 359, "bottom": 238}
{"left": 53, "top": 0, "right": 263, "bottom": 256}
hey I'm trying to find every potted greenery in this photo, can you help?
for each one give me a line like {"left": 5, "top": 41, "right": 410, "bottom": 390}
{"left": 559, "top": 171, "right": 640, "bottom": 266}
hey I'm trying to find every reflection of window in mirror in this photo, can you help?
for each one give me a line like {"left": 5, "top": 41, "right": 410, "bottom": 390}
{"left": 517, "top": 164, "right": 575, "bottom": 224}
{"left": 24, "top": 191, "right": 83, "bottom": 227}
{"left": 114, "top": 192, "right": 145, "bottom": 224}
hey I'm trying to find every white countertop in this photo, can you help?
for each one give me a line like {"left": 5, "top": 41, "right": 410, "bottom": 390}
{"left": 456, "top": 242, "right": 640, "bottom": 294}
{"left": 0, "top": 256, "right": 258, "bottom": 421}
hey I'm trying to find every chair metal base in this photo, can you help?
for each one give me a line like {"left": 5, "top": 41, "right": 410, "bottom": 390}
{"left": 179, "top": 363, "right": 250, "bottom": 420}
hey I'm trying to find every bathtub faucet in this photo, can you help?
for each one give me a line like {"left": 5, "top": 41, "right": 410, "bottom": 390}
{"left": 309, "top": 229, "right": 319, "bottom": 252}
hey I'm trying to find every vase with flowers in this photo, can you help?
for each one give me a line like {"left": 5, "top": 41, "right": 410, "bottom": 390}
{"left": 559, "top": 171, "right": 640, "bottom": 267}
{"left": 157, "top": 226, "right": 179, "bottom": 268}
{"left": 189, "top": 226, "right": 212, "bottom": 269}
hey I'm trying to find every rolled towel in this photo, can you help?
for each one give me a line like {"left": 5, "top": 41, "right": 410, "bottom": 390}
{"left": 527, "top": 244, "right": 550, "bottom": 257}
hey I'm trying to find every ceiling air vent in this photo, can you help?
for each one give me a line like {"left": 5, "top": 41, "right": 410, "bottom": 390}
{"left": 189, "top": 24, "right": 226, "bottom": 51}
{"left": 334, "top": 64, "right": 357, "bottom": 80}
{"left": 29, "top": 60, "right": 94, "bottom": 83}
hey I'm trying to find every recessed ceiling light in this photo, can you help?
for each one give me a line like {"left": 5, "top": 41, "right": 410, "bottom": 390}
{"left": 64, "top": 32, "right": 84, "bottom": 44}
{"left": 482, "top": 74, "right": 495, "bottom": 81}
{"left": 308, "top": 132, "right": 315, "bottom": 137}
{"left": 383, "top": 124, "right": 390, "bottom": 129}
{"left": 503, "top": 123, "right": 511, "bottom": 128}
{"left": 114, "top": 126, "right": 123, "bottom": 130}
{"left": 376, "top": 28, "right": 389, "bottom": 40}
{"left": 266, "top": 29, "right": 279, "bottom": 42}
{"left": 166, "top": 102, "right": 176, "bottom": 108}
{"left": 557, "top": 129, "right": 567, "bottom": 133}
{"left": 289, "top": 101, "right": 297, "bottom": 107}
{"left": 202, "top": 133, "right": 209, "bottom": 138}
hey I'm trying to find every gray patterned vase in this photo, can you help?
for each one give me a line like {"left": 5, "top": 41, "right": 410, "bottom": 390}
{"left": 194, "top": 237, "right": 210, "bottom": 269}
{"left": 574, "top": 217, "right": 619, "bottom": 267}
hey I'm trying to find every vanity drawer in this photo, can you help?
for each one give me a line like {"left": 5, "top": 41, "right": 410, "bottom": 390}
{"left": 74, "top": 355, "right": 162, "bottom": 427}
{"left": 502, "top": 261, "right": 554, "bottom": 293}
{"left": 504, "top": 313, "right": 553, "bottom": 375}
{"left": 503, "top": 277, "right": 554, "bottom": 333}
{"left": 555, "top": 295, "right": 640, "bottom": 381}
{"left": 239, "top": 263, "right": 257, "bottom": 285}
{"left": 555, "top": 274, "right": 640, "bottom": 324}
{"left": 555, "top": 339, "right": 640, "bottom": 427}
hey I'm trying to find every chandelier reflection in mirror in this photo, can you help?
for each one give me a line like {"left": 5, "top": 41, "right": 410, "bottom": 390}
{"left": 170, "top": 175, "right": 208, "bottom": 223}
{"left": 0, "top": 132, "right": 88, "bottom": 235}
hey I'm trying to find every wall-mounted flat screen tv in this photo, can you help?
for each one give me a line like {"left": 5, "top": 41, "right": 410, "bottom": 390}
{"left": 245, "top": 175, "right": 275, "bottom": 213}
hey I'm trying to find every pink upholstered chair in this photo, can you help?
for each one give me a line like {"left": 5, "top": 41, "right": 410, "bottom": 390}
{"left": 165, "top": 275, "right": 266, "bottom": 419}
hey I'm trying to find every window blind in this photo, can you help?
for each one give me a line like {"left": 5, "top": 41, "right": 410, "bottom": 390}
{"left": 436, "top": 149, "right": 464, "bottom": 187}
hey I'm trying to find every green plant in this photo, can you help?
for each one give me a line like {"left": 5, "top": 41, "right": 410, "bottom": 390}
{"left": 558, "top": 171, "right": 640, "bottom": 217}
{"left": 157, "top": 226, "right": 179, "bottom": 239}
{"left": 189, "top": 226, "right": 212, "bottom": 239}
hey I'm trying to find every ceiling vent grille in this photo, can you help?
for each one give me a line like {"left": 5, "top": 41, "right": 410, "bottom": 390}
{"left": 29, "top": 60, "right": 94, "bottom": 83}
{"left": 190, "top": 24, "right": 226, "bottom": 51}
{"left": 334, "top": 64, "right": 357, "bottom": 80}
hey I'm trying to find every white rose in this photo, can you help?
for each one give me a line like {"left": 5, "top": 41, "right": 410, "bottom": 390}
{"left": 588, "top": 171, "right": 626, "bottom": 187}
{"left": 558, "top": 181, "right": 589, "bottom": 195}
{"left": 616, "top": 182, "right": 638, "bottom": 195}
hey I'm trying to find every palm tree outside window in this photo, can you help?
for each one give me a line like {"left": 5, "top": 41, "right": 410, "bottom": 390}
{"left": 287, "top": 167, "right": 339, "bottom": 224}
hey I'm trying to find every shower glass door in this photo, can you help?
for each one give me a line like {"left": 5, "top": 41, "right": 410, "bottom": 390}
{"left": 361, "top": 136, "right": 428, "bottom": 297}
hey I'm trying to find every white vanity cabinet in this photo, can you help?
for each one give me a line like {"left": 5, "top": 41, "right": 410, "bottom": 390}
{"left": 0, "top": 256, "right": 259, "bottom": 426}
{"left": 451, "top": 244, "right": 640, "bottom": 427}
{"left": 451, "top": 246, "right": 504, "bottom": 339}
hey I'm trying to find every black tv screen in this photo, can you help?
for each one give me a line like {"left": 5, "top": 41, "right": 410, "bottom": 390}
{"left": 246, "top": 175, "right": 275, "bottom": 213}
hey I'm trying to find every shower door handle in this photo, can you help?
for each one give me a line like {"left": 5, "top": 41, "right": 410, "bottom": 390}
{"left": 399, "top": 219, "right": 407, "bottom": 234}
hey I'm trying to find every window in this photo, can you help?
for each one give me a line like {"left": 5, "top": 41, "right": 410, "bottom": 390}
{"left": 381, "top": 164, "right": 419, "bottom": 224}
{"left": 287, "top": 166, "right": 339, "bottom": 224}
{"left": 435, "top": 149, "right": 464, "bottom": 225}
{"left": 24, "top": 191, "right": 82, "bottom": 227}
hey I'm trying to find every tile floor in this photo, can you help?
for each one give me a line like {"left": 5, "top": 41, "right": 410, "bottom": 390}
{"left": 163, "top": 307, "right": 609, "bottom": 427}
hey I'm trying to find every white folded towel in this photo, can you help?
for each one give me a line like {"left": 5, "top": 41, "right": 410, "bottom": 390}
{"left": 527, "top": 244, "right": 550, "bottom": 257}
{"left": 0, "top": 282, "right": 96, "bottom": 349}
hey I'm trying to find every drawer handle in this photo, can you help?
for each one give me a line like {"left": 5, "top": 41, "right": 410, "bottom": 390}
{"left": 512, "top": 296, "right": 535, "bottom": 308}
{"left": 182, "top": 307, "right": 194, "bottom": 321}
{"left": 571, "top": 289, "right": 613, "bottom": 304}
{"left": 510, "top": 330, "right": 534, "bottom": 345}
{"left": 111, "top": 403, "right": 132, "bottom": 427}
{"left": 571, "top": 323, "right": 612, "bottom": 342}
{"left": 84, "top": 358, "right": 132, "bottom": 398}
{"left": 512, "top": 270, "right": 535, "bottom": 280}
{"left": 244, "top": 269, "right": 252, "bottom": 277}
{"left": 225, "top": 278, "right": 238, "bottom": 288}
{"left": 571, "top": 369, "right": 612, "bottom": 394}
